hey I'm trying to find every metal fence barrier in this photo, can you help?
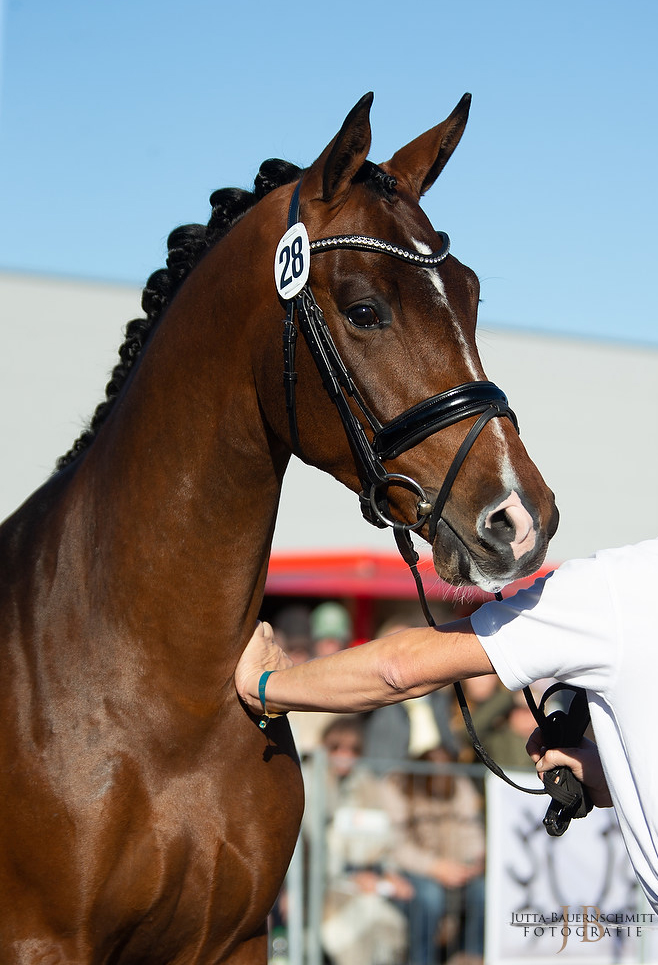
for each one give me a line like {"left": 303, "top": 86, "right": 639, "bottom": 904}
{"left": 269, "top": 751, "right": 489, "bottom": 965}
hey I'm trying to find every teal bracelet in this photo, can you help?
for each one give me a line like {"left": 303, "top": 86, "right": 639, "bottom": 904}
{"left": 257, "top": 670, "right": 287, "bottom": 730}
{"left": 258, "top": 671, "right": 274, "bottom": 714}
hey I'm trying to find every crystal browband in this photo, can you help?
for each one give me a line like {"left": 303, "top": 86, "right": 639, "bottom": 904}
{"left": 310, "top": 231, "right": 450, "bottom": 267}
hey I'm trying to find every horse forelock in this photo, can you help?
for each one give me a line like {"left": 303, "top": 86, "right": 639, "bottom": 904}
{"left": 353, "top": 160, "right": 398, "bottom": 199}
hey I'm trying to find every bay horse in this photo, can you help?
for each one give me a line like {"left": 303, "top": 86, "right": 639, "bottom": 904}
{"left": 0, "top": 94, "right": 557, "bottom": 963}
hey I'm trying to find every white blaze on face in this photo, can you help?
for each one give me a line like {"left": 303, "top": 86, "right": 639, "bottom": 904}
{"left": 414, "top": 238, "right": 517, "bottom": 508}
{"left": 412, "top": 239, "right": 480, "bottom": 381}
{"left": 413, "top": 240, "right": 537, "bottom": 572}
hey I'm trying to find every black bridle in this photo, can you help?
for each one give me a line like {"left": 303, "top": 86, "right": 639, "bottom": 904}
{"left": 277, "top": 182, "right": 590, "bottom": 832}
{"left": 280, "top": 182, "right": 518, "bottom": 542}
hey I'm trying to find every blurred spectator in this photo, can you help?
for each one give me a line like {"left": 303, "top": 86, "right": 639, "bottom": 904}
{"left": 385, "top": 746, "right": 486, "bottom": 965}
{"left": 455, "top": 677, "right": 551, "bottom": 769}
{"left": 272, "top": 604, "right": 312, "bottom": 665}
{"left": 306, "top": 717, "right": 411, "bottom": 965}
{"left": 362, "top": 619, "right": 459, "bottom": 762}
{"left": 310, "top": 601, "right": 353, "bottom": 657}
{"left": 278, "top": 603, "right": 349, "bottom": 756}
{"left": 289, "top": 705, "right": 342, "bottom": 759}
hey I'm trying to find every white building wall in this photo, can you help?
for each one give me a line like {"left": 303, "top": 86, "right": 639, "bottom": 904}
{"left": 2, "top": 271, "right": 657, "bottom": 564}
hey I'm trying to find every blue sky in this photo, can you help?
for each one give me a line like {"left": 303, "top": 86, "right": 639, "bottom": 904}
{"left": 0, "top": 0, "right": 656, "bottom": 345}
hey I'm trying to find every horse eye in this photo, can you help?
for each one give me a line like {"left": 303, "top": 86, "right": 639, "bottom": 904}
{"left": 345, "top": 304, "right": 381, "bottom": 328}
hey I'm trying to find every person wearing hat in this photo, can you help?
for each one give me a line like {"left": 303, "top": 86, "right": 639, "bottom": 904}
{"left": 272, "top": 604, "right": 312, "bottom": 665}
{"left": 310, "top": 601, "right": 353, "bottom": 657}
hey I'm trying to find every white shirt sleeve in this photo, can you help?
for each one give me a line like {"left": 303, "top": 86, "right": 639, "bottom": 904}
{"left": 470, "top": 553, "right": 621, "bottom": 696}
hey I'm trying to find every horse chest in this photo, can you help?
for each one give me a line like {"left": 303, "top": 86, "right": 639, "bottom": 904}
{"left": 0, "top": 697, "right": 302, "bottom": 963}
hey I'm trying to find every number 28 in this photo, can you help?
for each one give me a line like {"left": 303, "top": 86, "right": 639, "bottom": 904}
{"left": 279, "top": 235, "right": 305, "bottom": 290}
{"left": 274, "top": 223, "right": 310, "bottom": 299}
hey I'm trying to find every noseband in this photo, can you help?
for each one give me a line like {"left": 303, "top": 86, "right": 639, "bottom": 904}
{"left": 278, "top": 181, "right": 519, "bottom": 542}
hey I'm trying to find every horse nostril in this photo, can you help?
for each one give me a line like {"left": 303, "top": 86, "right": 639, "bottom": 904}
{"left": 486, "top": 508, "right": 516, "bottom": 542}
{"left": 482, "top": 491, "right": 537, "bottom": 560}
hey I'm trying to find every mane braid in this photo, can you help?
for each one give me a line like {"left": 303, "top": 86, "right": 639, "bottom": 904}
{"left": 55, "top": 159, "right": 302, "bottom": 471}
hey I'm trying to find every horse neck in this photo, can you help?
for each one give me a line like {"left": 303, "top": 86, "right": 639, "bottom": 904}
{"left": 71, "top": 243, "right": 288, "bottom": 686}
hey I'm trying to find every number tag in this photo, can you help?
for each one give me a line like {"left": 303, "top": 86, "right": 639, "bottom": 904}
{"left": 275, "top": 223, "right": 310, "bottom": 300}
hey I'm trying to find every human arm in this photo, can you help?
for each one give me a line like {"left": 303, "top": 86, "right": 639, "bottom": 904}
{"left": 526, "top": 729, "right": 613, "bottom": 808}
{"left": 235, "top": 619, "right": 495, "bottom": 716}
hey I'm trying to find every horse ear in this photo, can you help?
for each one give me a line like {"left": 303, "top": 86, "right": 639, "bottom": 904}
{"left": 385, "top": 93, "right": 471, "bottom": 198}
{"left": 304, "top": 92, "right": 374, "bottom": 204}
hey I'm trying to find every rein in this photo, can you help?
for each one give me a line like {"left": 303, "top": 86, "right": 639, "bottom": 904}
{"left": 277, "top": 180, "right": 591, "bottom": 834}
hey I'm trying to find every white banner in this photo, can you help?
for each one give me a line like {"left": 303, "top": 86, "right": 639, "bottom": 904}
{"left": 485, "top": 770, "right": 658, "bottom": 963}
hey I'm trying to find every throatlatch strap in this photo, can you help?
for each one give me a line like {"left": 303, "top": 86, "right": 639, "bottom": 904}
{"left": 282, "top": 302, "right": 300, "bottom": 451}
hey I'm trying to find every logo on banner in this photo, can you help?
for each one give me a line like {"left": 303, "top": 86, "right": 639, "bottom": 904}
{"left": 509, "top": 904, "right": 657, "bottom": 953}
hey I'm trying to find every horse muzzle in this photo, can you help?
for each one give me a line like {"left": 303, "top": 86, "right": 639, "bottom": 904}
{"left": 432, "top": 488, "right": 557, "bottom": 593}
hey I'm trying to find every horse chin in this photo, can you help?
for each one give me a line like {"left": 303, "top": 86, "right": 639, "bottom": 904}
{"left": 431, "top": 519, "right": 545, "bottom": 595}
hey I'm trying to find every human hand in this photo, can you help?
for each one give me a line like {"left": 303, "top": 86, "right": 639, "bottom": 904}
{"left": 430, "top": 858, "right": 479, "bottom": 888}
{"left": 351, "top": 871, "right": 414, "bottom": 901}
{"left": 351, "top": 870, "right": 380, "bottom": 894}
{"left": 234, "top": 621, "right": 293, "bottom": 715}
{"left": 383, "top": 871, "right": 415, "bottom": 901}
{"left": 526, "top": 729, "right": 613, "bottom": 808}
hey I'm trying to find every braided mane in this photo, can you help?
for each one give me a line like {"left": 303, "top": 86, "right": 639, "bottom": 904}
{"left": 56, "top": 159, "right": 396, "bottom": 470}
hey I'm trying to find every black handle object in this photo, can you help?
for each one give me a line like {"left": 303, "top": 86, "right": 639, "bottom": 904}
{"left": 543, "top": 765, "right": 593, "bottom": 836}
{"left": 524, "top": 684, "right": 594, "bottom": 836}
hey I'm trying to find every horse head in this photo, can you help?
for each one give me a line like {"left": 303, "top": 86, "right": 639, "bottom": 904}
{"left": 254, "top": 93, "right": 558, "bottom": 593}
